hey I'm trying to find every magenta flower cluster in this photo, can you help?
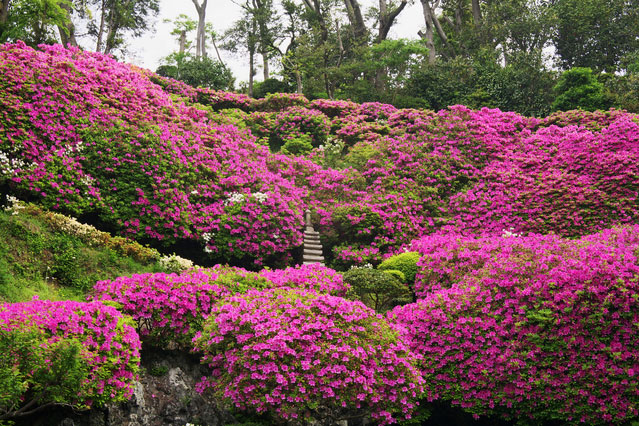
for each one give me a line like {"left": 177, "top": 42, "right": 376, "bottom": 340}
{"left": 390, "top": 226, "right": 639, "bottom": 424}
{"left": 92, "top": 270, "right": 230, "bottom": 348}
{"left": 193, "top": 287, "right": 424, "bottom": 424}
{"left": 260, "top": 263, "right": 350, "bottom": 297}
{"left": 0, "top": 299, "right": 140, "bottom": 407}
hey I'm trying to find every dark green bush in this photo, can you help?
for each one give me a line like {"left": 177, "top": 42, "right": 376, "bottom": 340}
{"left": 343, "top": 267, "right": 411, "bottom": 312}
{"left": 281, "top": 135, "right": 314, "bottom": 156}
{"left": 552, "top": 67, "right": 609, "bottom": 112}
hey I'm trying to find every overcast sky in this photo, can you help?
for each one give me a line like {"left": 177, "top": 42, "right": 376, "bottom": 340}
{"left": 124, "top": 0, "right": 426, "bottom": 84}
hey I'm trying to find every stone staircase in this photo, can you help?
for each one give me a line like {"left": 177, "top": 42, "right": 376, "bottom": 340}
{"left": 302, "top": 209, "right": 325, "bottom": 266}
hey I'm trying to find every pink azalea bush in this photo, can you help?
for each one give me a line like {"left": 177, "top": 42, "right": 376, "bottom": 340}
{"left": 272, "top": 106, "right": 331, "bottom": 149}
{"left": 0, "top": 41, "right": 305, "bottom": 265}
{"left": 0, "top": 300, "right": 140, "bottom": 411}
{"left": 91, "top": 270, "right": 232, "bottom": 348}
{"left": 260, "top": 263, "right": 349, "bottom": 296}
{"left": 391, "top": 226, "right": 639, "bottom": 424}
{"left": 193, "top": 287, "right": 424, "bottom": 424}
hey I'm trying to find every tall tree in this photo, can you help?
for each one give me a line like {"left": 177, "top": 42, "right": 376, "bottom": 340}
{"left": 553, "top": 0, "right": 639, "bottom": 72}
{"left": 165, "top": 14, "right": 197, "bottom": 55}
{"left": 191, "top": 0, "right": 207, "bottom": 58}
{"left": 244, "top": 0, "right": 279, "bottom": 80}
{"left": 222, "top": 7, "right": 258, "bottom": 96}
{"left": 90, "top": 0, "right": 159, "bottom": 55}
{"left": 0, "top": 0, "right": 71, "bottom": 45}
{"left": 377, "top": 0, "right": 408, "bottom": 42}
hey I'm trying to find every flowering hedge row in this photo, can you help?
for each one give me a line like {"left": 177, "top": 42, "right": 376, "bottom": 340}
{"left": 0, "top": 300, "right": 140, "bottom": 417}
{"left": 391, "top": 226, "right": 639, "bottom": 424}
{"left": 91, "top": 264, "right": 348, "bottom": 348}
{"left": 194, "top": 288, "right": 424, "bottom": 424}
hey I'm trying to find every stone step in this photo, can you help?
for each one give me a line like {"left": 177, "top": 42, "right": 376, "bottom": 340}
{"left": 304, "top": 238, "right": 321, "bottom": 245}
{"left": 303, "top": 255, "right": 325, "bottom": 262}
{"left": 304, "top": 230, "right": 319, "bottom": 237}
{"left": 304, "top": 248, "right": 324, "bottom": 256}
{"left": 303, "top": 261, "right": 325, "bottom": 266}
{"left": 304, "top": 246, "right": 323, "bottom": 253}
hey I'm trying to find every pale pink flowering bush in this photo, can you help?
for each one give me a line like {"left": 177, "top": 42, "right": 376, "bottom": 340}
{"left": 260, "top": 263, "right": 350, "bottom": 296}
{"left": 391, "top": 226, "right": 639, "bottom": 424}
{"left": 194, "top": 288, "right": 424, "bottom": 424}
{"left": 0, "top": 300, "right": 140, "bottom": 410}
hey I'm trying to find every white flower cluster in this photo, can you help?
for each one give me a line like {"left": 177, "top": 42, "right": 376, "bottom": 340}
{"left": 253, "top": 191, "right": 268, "bottom": 204}
{"left": 158, "top": 253, "right": 195, "bottom": 273}
{"left": 202, "top": 232, "right": 214, "bottom": 254}
{"left": 223, "top": 191, "right": 269, "bottom": 206}
{"left": 350, "top": 263, "right": 373, "bottom": 269}
{"left": 4, "top": 195, "right": 24, "bottom": 215}
{"left": 224, "top": 192, "right": 245, "bottom": 206}
{"left": 0, "top": 150, "right": 29, "bottom": 176}
{"left": 501, "top": 227, "right": 521, "bottom": 238}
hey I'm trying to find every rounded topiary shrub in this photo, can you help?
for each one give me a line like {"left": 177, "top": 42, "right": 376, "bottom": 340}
{"left": 392, "top": 226, "right": 639, "bottom": 424}
{"left": 193, "top": 288, "right": 424, "bottom": 425}
{"left": 343, "top": 267, "right": 410, "bottom": 312}
{"left": 0, "top": 300, "right": 140, "bottom": 418}
{"left": 378, "top": 251, "right": 420, "bottom": 286}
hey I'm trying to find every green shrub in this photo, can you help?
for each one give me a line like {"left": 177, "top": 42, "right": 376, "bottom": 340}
{"left": 552, "top": 67, "right": 608, "bottom": 112}
{"left": 343, "top": 267, "right": 411, "bottom": 312}
{"left": 0, "top": 327, "right": 89, "bottom": 418}
{"left": 210, "top": 265, "right": 271, "bottom": 294}
{"left": 281, "top": 135, "right": 314, "bottom": 156}
{"left": 378, "top": 251, "right": 420, "bottom": 286}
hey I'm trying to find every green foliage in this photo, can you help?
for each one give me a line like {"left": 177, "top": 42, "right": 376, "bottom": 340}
{"left": 252, "top": 79, "right": 292, "bottom": 99}
{"left": 0, "top": 202, "right": 159, "bottom": 303}
{"left": 212, "top": 266, "right": 271, "bottom": 294}
{"left": 553, "top": 0, "right": 639, "bottom": 72}
{"left": 157, "top": 53, "right": 234, "bottom": 90}
{"left": 378, "top": 251, "right": 420, "bottom": 286}
{"left": 0, "top": 0, "right": 71, "bottom": 45}
{"left": 344, "top": 267, "right": 411, "bottom": 312}
{"left": 552, "top": 67, "right": 608, "bottom": 112}
{"left": 0, "top": 327, "right": 89, "bottom": 419}
{"left": 332, "top": 205, "right": 382, "bottom": 244}
{"left": 281, "top": 134, "right": 313, "bottom": 156}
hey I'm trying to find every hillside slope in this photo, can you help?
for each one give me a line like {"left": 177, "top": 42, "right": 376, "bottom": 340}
{"left": 1, "top": 41, "right": 638, "bottom": 270}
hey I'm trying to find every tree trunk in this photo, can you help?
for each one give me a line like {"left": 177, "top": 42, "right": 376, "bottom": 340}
{"left": 179, "top": 30, "right": 186, "bottom": 54}
{"left": 262, "top": 54, "right": 269, "bottom": 79}
{"left": 96, "top": 0, "right": 106, "bottom": 52}
{"left": 471, "top": 0, "right": 481, "bottom": 26}
{"left": 58, "top": 2, "right": 78, "bottom": 47}
{"left": 418, "top": 0, "right": 437, "bottom": 64}
{"left": 343, "top": 0, "right": 367, "bottom": 43}
{"left": 211, "top": 34, "right": 224, "bottom": 64}
{"left": 378, "top": 0, "right": 407, "bottom": 42}
{"left": 104, "top": 4, "right": 119, "bottom": 54}
{"left": 295, "top": 70, "right": 302, "bottom": 94}
{"left": 248, "top": 48, "right": 255, "bottom": 97}
{"left": 192, "top": 0, "right": 208, "bottom": 58}
{"left": 0, "top": 0, "right": 11, "bottom": 25}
